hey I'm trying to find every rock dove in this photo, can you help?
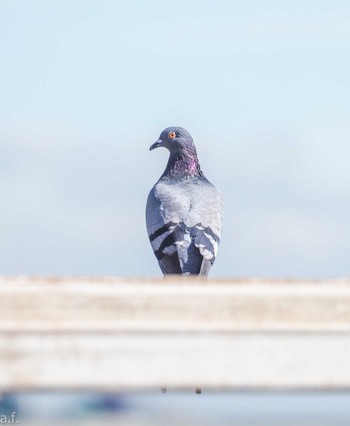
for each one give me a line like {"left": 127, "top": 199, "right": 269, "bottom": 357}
{"left": 146, "top": 126, "right": 223, "bottom": 276}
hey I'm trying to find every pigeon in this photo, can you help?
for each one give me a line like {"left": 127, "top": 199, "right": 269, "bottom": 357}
{"left": 146, "top": 126, "right": 223, "bottom": 276}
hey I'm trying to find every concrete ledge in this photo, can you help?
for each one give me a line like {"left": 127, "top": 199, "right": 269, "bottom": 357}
{"left": 1, "top": 277, "right": 350, "bottom": 332}
{"left": 0, "top": 277, "right": 350, "bottom": 390}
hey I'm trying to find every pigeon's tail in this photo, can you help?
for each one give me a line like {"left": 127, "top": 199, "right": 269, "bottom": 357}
{"left": 199, "top": 259, "right": 212, "bottom": 276}
{"left": 158, "top": 253, "right": 182, "bottom": 275}
{"left": 151, "top": 221, "right": 219, "bottom": 276}
{"left": 159, "top": 251, "right": 211, "bottom": 276}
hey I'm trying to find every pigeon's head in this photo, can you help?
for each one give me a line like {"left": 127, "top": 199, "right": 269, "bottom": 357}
{"left": 150, "top": 127, "right": 196, "bottom": 154}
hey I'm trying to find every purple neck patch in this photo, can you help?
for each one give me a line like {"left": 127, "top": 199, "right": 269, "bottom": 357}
{"left": 163, "top": 150, "right": 202, "bottom": 179}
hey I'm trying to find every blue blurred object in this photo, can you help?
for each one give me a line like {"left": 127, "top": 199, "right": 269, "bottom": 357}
{"left": 1, "top": 392, "right": 350, "bottom": 425}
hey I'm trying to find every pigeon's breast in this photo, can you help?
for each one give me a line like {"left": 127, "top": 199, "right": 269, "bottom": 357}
{"left": 153, "top": 179, "right": 223, "bottom": 236}
{"left": 153, "top": 180, "right": 191, "bottom": 224}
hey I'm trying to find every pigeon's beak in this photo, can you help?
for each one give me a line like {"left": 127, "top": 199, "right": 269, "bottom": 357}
{"left": 150, "top": 139, "right": 162, "bottom": 151}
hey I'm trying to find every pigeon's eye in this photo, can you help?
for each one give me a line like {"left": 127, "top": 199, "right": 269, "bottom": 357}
{"left": 168, "top": 131, "right": 176, "bottom": 139}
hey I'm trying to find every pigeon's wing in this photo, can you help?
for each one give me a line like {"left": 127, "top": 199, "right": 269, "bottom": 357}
{"left": 185, "top": 180, "right": 223, "bottom": 266}
{"left": 146, "top": 179, "right": 223, "bottom": 275}
{"left": 146, "top": 182, "right": 189, "bottom": 274}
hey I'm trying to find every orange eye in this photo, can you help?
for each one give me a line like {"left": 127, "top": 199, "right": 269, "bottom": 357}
{"left": 168, "top": 131, "right": 176, "bottom": 139}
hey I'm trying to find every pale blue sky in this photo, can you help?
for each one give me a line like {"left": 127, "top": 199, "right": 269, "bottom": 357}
{"left": 1, "top": 0, "right": 349, "bottom": 277}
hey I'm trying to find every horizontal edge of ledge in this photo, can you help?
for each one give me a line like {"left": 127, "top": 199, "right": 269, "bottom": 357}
{"left": 3, "top": 384, "right": 350, "bottom": 392}
{"left": 0, "top": 276, "right": 350, "bottom": 285}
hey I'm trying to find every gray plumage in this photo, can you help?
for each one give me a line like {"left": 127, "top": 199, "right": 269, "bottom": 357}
{"left": 146, "top": 126, "right": 224, "bottom": 276}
